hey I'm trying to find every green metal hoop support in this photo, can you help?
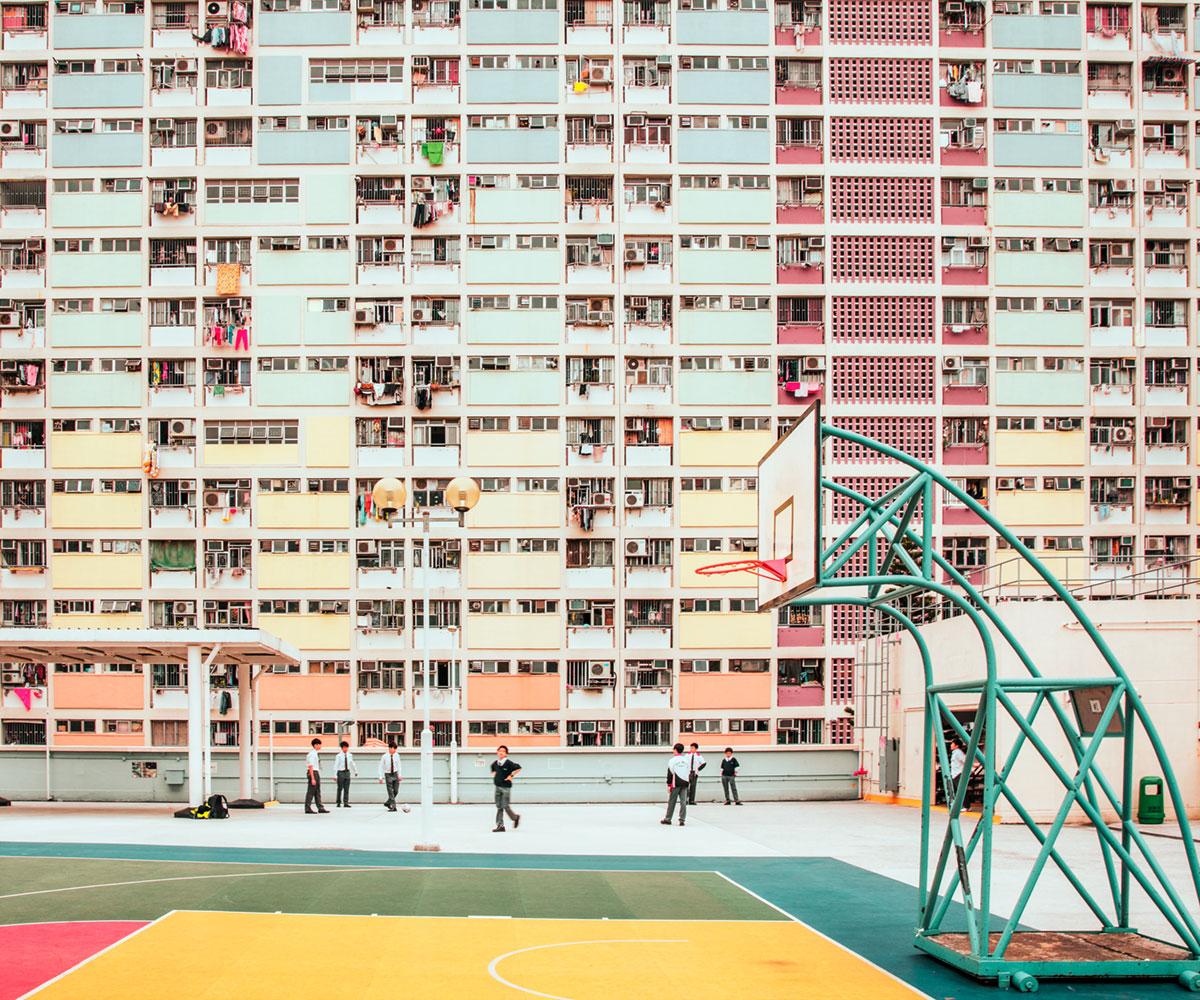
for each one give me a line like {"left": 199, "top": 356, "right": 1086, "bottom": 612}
{"left": 790, "top": 423, "right": 1200, "bottom": 988}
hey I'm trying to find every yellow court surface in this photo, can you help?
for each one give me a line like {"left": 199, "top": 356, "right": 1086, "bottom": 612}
{"left": 32, "top": 910, "right": 925, "bottom": 1000}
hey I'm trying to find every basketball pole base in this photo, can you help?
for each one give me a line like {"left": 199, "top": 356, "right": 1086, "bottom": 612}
{"left": 0, "top": 795, "right": 11, "bottom": 807}
{"left": 413, "top": 843, "right": 442, "bottom": 852}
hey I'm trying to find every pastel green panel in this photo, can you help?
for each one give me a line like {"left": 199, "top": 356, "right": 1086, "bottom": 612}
{"left": 467, "top": 310, "right": 563, "bottom": 344}
{"left": 676, "top": 10, "right": 770, "bottom": 44}
{"left": 678, "top": 250, "right": 773, "bottom": 285}
{"left": 993, "top": 73, "right": 1082, "bottom": 109}
{"left": 52, "top": 73, "right": 144, "bottom": 108}
{"left": 993, "top": 132, "right": 1081, "bottom": 168}
{"left": 305, "top": 174, "right": 354, "bottom": 225}
{"left": 995, "top": 311, "right": 1086, "bottom": 346}
{"left": 676, "top": 129, "right": 772, "bottom": 164}
{"left": 51, "top": 192, "right": 142, "bottom": 229}
{"left": 995, "top": 371, "right": 1087, "bottom": 406}
{"left": 304, "top": 308, "right": 353, "bottom": 345}
{"left": 992, "top": 13, "right": 1082, "bottom": 48}
{"left": 467, "top": 370, "right": 560, "bottom": 405}
{"left": 48, "top": 253, "right": 142, "bottom": 288}
{"left": 995, "top": 251, "right": 1086, "bottom": 286}
{"left": 51, "top": 312, "right": 142, "bottom": 348}
{"left": 257, "top": 371, "right": 350, "bottom": 407}
{"left": 257, "top": 55, "right": 304, "bottom": 106}
{"left": 677, "top": 189, "right": 774, "bottom": 225}
{"left": 256, "top": 130, "right": 350, "bottom": 165}
{"left": 465, "top": 9, "right": 559, "bottom": 42}
{"left": 254, "top": 295, "right": 303, "bottom": 345}
{"left": 677, "top": 370, "right": 775, "bottom": 406}
{"left": 679, "top": 310, "right": 774, "bottom": 345}
{"left": 206, "top": 202, "right": 302, "bottom": 226}
{"left": 256, "top": 250, "right": 352, "bottom": 285}
{"left": 50, "top": 372, "right": 142, "bottom": 407}
{"left": 463, "top": 69, "right": 559, "bottom": 104}
{"left": 677, "top": 70, "right": 772, "bottom": 105}
{"left": 993, "top": 191, "right": 1084, "bottom": 228}
{"left": 466, "top": 250, "right": 560, "bottom": 284}
{"left": 464, "top": 129, "right": 560, "bottom": 163}
{"left": 52, "top": 13, "right": 144, "bottom": 48}
{"left": 473, "top": 189, "right": 560, "bottom": 224}
{"left": 258, "top": 10, "right": 353, "bottom": 45}
{"left": 51, "top": 133, "right": 144, "bottom": 169}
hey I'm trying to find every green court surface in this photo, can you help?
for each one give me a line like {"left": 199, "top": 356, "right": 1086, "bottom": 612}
{"left": 0, "top": 843, "right": 1182, "bottom": 1000}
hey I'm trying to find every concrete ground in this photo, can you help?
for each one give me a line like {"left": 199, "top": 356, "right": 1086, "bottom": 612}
{"left": 2, "top": 798, "right": 1198, "bottom": 944}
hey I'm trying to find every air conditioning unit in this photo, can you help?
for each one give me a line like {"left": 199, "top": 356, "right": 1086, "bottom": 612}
{"left": 596, "top": 233, "right": 615, "bottom": 247}
{"left": 627, "top": 113, "right": 645, "bottom": 127}
{"left": 807, "top": 236, "right": 825, "bottom": 249}
{"left": 0, "top": 311, "right": 17, "bottom": 329}
{"left": 588, "top": 661, "right": 613, "bottom": 680}
{"left": 205, "top": 358, "right": 223, "bottom": 370}
{"left": 625, "top": 539, "right": 647, "bottom": 557}
{"left": 1149, "top": 416, "right": 1169, "bottom": 428}
{"left": 1112, "top": 426, "right": 1133, "bottom": 444}
{"left": 625, "top": 248, "right": 646, "bottom": 264}
{"left": 971, "top": 177, "right": 988, "bottom": 191}
{"left": 1111, "top": 178, "right": 1133, "bottom": 193}
{"left": 385, "top": 721, "right": 404, "bottom": 734}
{"left": 382, "top": 238, "right": 400, "bottom": 253}
{"left": 206, "top": 0, "right": 228, "bottom": 15}
{"left": 25, "top": 238, "right": 43, "bottom": 252}
{"left": 154, "top": 118, "right": 175, "bottom": 132}
{"left": 679, "top": 115, "right": 693, "bottom": 128}
{"left": 1144, "top": 178, "right": 1164, "bottom": 194}
{"left": 411, "top": 176, "right": 432, "bottom": 191}
{"left": 411, "top": 308, "right": 426, "bottom": 322}
{"left": 205, "top": 121, "right": 227, "bottom": 140}
{"left": 943, "top": 356, "right": 963, "bottom": 372}
{"left": 996, "top": 477, "right": 1016, "bottom": 490}
{"left": 0, "top": 122, "right": 19, "bottom": 140}
{"left": 1114, "top": 119, "right": 1135, "bottom": 133}
{"left": 354, "top": 306, "right": 376, "bottom": 325}
{"left": 594, "top": 114, "right": 613, "bottom": 126}
{"left": 803, "top": 177, "right": 822, "bottom": 192}
{"left": 203, "top": 490, "right": 223, "bottom": 508}
{"left": 578, "top": 720, "right": 597, "bottom": 733}
{"left": 591, "top": 493, "right": 612, "bottom": 507}
{"left": 1117, "top": 476, "right": 1135, "bottom": 489}
{"left": 802, "top": 356, "right": 824, "bottom": 372}
{"left": 1146, "top": 535, "right": 1166, "bottom": 550}
{"left": 1143, "top": 124, "right": 1163, "bottom": 141}
{"left": 589, "top": 65, "right": 612, "bottom": 84}
{"left": 169, "top": 418, "right": 193, "bottom": 437}
{"left": 356, "top": 540, "right": 376, "bottom": 555}
{"left": 173, "top": 601, "right": 194, "bottom": 614}
{"left": 357, "top": 0, "right": 375, "bottom": 10}
{"left": 624, "top": 491, "right": 644, "bottom": 508}
{"left": 175, "top": 59, "right": 197, "bottom": 72}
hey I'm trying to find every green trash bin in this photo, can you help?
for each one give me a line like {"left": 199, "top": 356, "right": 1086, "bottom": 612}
{"left": 1138, "top": 776, "right": 1165, "bottom": 825}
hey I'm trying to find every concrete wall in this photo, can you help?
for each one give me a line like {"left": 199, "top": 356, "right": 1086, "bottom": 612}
{"left": 0, "top": 747, "right": 858, "bottom": 804}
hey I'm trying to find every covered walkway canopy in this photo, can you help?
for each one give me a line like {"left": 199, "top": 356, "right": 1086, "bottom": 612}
{"left": 0, "top": 629, "right": 301, "bottom": 810}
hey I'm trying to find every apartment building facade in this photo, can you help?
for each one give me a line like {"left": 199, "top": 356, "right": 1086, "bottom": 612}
{"left": 0, "top": 0, "right": 1196, "bottom": 757}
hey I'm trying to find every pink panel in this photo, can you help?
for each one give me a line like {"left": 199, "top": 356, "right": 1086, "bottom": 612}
{"left": 776, "top": 144, "right": 823, "bottom": 164}
{"left": 829, "top": 58, "right": 933, "bottom": 104}
{"left": 941, "top": 206, "right": 987, "bottom": 226}
{"left": 940, "top": 28, "right": 985, "bottom": 48}
{"left": 943, "top": 385, "right": 988, "bottom": 406}
{"left": 777, "top": 384, "right": 824, "bottom": 405}
{"left": 831, "top": 176, "right": 935, "bottom": 224}
{"left": 777, "top": 265, "right": 824, "bottom": 285}
{"left": 777, "top": 626, "right": 824, "bottom": 647}
{"left": 833, "top": 296, "right": 936, "bottom": 343}
{"left": 830, "top": 117, "right": 933, "bottom": 163}
{"left": 775, "top": 86, "right": 822, "bottom": 105}
{"left": 777, "top": 323, "right": 825, "bottom": 345}
{"left": 940, "top": 90, "right": 987, "bottom": 108}
{"left": 776, "top": 204, "right": 823, "bottom": 224}
{"left": 778, "top": 684, "right": 825, "bottom": 707}
{"left": 941, "top": 147, "right": 988, "bottom": 167}
{"left": 831, "top": 235, "right": 936, "bottom": 284}
{"left": 53, "top": 674, "right": 144, "bottom": 710}
{"left": 775, "top": 26, "right": 821, "bottom": 45}
{"left": 0, "top": 922, "right": 148, "bottom": 1000}
{"left": 828, "top": 0, "right": 932, "bottom": 44}
{"left": 942, "top": 444, "right": 988, "bottom": 466}
{"left": 943, "top": 506, "right": 986, "bottom": 526}
{"left": 941, "top": 324, "right": 989, "bottom": 346}
{"left": 832, "top": 356, "right": 936, "bottom": 404}
{"left": 259, "top": 674, "right": 352, "bottom": 711}
{"left": 941, "top": 265, "right": 989, "bottom": 286}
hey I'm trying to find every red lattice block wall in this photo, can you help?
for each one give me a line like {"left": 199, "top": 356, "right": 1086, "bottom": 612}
{"left": 831, "top": 236, "right": 936, "bottom": 283}
{"left": 830, "top": 176, "right": 935, "bottom": 224}
{"left": 830, "top": 417, "right": 937, "bottom": 464}
{"left": 830, "top": 117, "right": 933, "bottom": 162}
{"left": 829, "top": 477, "right": 907, "bottom": 522}
{"left": 832, "top": 356, "right": 936, "bottom": 404}
{"left": 829, "top": 58, "right": 933, "bottom": 104}
{"left": 832, "top": 297, "right": 936, "bottom": 343}
{"left": 828, "top": 0, "right": 933, "bottom": 45}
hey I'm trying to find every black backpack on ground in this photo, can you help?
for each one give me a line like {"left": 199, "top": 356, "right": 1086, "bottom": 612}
{"left": 207, "top": 793, "right": 230, "bottom": 819}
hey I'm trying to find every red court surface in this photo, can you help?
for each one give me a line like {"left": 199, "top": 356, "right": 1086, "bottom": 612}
{"left": 0, "top": 920, "right": 147, "bottom": 1000}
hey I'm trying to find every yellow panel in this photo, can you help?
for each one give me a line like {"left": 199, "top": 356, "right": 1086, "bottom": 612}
{"left": 679, "top": 612, "right": 773, "bottom": 649}
{"left": 258, "top": 613, "right": 351, "bottom": 651}
{"left": 32, "top": 911, "right": 922, "bottom": 1000}
{"left": 51, "top": 612, "right": 145, "bottom": 629}
{"left": 51, "top": 552, "right": 143, "bottom": 590}
{"left": 991, "top": 490, "right": 1087, "bottom": 527}
{"left": 679, "top": 430, "right": 774, "bottom": 468}
{"left": 680, "top": 493, "right": 757, "bottom": 528}
{"left": 994, "top": 430, "right": 1086, "bottom": 467}
{"left": 305, "top": 415, "right": 351, "bottom": 468}
{"left": 467, "top": 492, "right": 560, "bottom": 529}
{"left": 257, "top": 493, "right": 349, "bottom": 529}
{"left": 991, "top": 549, "right": 1077, "bottom": 589}
{"left": 465, "top": 613, "right": 559, "bottom": 649}
{"left": 257, "top": 553, "right": 352, "bottom": 589}
{"left": 51, "top": 432, "right": 141, "bottom": 469}
{"left": 466, "top": 552, "right": 560, "bottom": 589}
{"left": 204, "top": 444, "right": 300, "bottom": 467}
{"left": 465, "top": 431, "right": 560, "bottom": 467}
{"left": 679, "top": 551, "right": 758, "bottom": 589}
{"left": 51, "top": 493, "right": 142, "bottom": 530}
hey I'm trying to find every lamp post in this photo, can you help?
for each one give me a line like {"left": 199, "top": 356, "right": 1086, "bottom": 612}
{"left": 372, "top": 474, "right": 480, "bottom": 852}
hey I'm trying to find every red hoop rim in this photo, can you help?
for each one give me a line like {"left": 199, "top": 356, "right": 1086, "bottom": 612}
{"left": 694, "top": 558, "right": 788, "bottom": 583}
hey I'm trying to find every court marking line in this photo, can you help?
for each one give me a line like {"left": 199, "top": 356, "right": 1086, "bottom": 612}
{"left": 711, "top": 871, "right": 933, "bottom": 1000}
{"left": 0, "top": 919, "right": 149, "bottom": 928}
{"left": 13, "top": 910, "right": 173, "bottom": 1000}
{"left": 486, "top": 939, "right": 689, "bottom": 1000}
{"left": 154, "top": 908, "right": 790, "bottom": 925}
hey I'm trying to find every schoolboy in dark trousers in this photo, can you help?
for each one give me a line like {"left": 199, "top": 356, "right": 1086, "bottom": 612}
{"left": 720, "top": 747, "right": 743, "bottom": 805}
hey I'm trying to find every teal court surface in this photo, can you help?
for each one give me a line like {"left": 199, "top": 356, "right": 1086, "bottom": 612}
{"left": 0, "top": 836, "right": 1191, "bottom": 999}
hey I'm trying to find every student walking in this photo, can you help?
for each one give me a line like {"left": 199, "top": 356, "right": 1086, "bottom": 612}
{"left": 686, "top": 742, "right": 707, "bottom": 805}
{"left": 333, "top": 740, "right": 358, "bottom": 808}
{"left": 720, "top": 747, "right": 743, "bottom": 805}
{"left": 378, "top": 740, "right": 403, "bottom": 812}
{"left": 491, "top": 745, "right": 521, "bottom": 832}
{"left": 661, "top": 743, "right": 691, "bottom": 826}
{"left": 304, "top": 738, "right": 328, "bottom": 814}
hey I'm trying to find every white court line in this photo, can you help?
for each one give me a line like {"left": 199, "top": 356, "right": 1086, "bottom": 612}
{"left": 711, "top": 871, "right": 933, "bottom": 1000}
{"left": 160, "top": 908, "right": 789, "bottom": 925}
{"left": 0, "top": 919, "right": 149, "bottom": 928}
{"left": 14, "top": 910, "right": 174, "bottom": 1000}
{"left": 487, "top": 939, "right": 688, "bottom": 1000}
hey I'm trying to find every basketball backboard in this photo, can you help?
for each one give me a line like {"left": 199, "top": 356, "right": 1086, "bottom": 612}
{"left": 756, "top": 400, "right": 823, "bottom": 611}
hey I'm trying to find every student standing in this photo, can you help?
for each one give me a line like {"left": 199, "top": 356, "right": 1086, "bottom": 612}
{"left": 378, "top": 740, "right": 403, "bottom": 812}
{"left": 304, "top": 738, "right": 328, "bottom": 814}
{"left": 720, "top": 747, "right": 743, "bottom": 805}
{"left": 662, "top": 743, "right": 691, "bottom": 826}
{"left": 686, "top": 742, "right": 707, "bottom": 805}
{"left": 333, "top": 740, "right": 358, "bottom": 808}
{"left": 490, "top": 745, "right": 521, "bottom": 832}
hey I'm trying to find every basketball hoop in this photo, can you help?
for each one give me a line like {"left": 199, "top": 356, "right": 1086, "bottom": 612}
{"left": 694, "top": 558, "right": 788, "bottom": 583}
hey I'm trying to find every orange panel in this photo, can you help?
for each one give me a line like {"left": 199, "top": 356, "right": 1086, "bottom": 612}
{"left": 678, "top": 672, "right": 772, "bottom": 711}
{"left": 258, "top": 674, "right": 352, "bottom": 712}
{"left": 466, "top": 674, "right": 561, "bottom": 711}
{"left": 52, "top": 731, "right": 146, "bottom": 747}
{"left": 53, "top": 673, "right": 144, "bottom": 710}
{"left": 466, "top": 733, "right": 560, "bottom": 749}
{"left": 267, "top": 734, "right": 354, "bottom": 751}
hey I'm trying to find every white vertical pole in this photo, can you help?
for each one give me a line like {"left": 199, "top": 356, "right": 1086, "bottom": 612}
{"left": 250, "top": 669, "right": 260, "bottom": 798}
{"left": 203, "top": 663, "right": 214, "bottom": 800}
{"left": 268, "top": 714, "right": 275, "bottom": 801}
{"left": 449, "top": 624, "right": 459, "bottom": 805}
{"left": 186, "top": 645, "right": 203, "bottom": 807}
{"left": 237, "top": 661, "right": 253, "bottom": 801}
{"left": 416, "top": 512, "right": 437, "bottom": 849}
